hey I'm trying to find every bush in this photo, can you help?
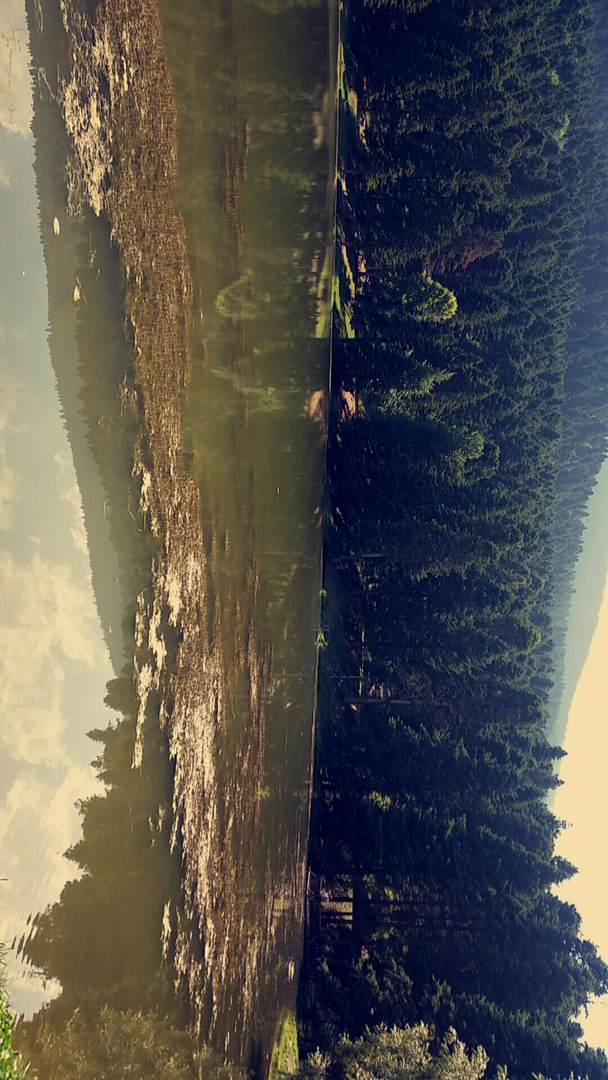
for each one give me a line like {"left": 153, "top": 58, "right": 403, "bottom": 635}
{"left": 0, "top": 951, "right": 28, "bottom": 1080}
{"left": 293, "top": 1023, "right": 502, "bottom": 1080}
{"left": 401, "top": 274, "right": 458, "bottom": 322}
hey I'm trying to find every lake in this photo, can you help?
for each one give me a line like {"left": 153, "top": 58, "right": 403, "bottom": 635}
{"left": 0, "top": 0, "right": 336, "bottom": 1074}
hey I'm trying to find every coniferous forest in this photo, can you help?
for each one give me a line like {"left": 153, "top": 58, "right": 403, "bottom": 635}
{"left": 5, "top": 0, "right": 608, "bottom": 1077}
{"left": 303, "top": 0, "right": 608, "bottom": 1077}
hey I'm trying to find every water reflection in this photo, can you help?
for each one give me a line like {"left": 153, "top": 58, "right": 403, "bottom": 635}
{"left": 0, "top": 33, "right": 119, "bottom": 1023}
{"left": 6, "top": 0, "right": 334, "bottom": 1073}
{"left": 15, "top": 673, "right": 189, "bottom": 1075}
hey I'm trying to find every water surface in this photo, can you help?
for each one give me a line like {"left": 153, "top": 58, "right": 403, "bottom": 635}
{"left": 1, "top": 0, "right": 336, "bottom": 1073}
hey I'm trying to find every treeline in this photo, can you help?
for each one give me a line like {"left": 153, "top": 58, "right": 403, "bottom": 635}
{"left": 12, "top": 673, "right": 198, "bottom": 1080}
{"left": 306, "top": 0, "right": 608, "bottom": 1077}
{"left": 548, "top": 0, "right": 608, "bottom": 734}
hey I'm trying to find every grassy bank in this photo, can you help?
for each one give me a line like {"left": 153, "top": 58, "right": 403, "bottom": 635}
{"left": 0, "top": 954, "right": 27, "bottom": 1079}
{"left": 268, "top": 1008, "right": 299, "bottom": 1080}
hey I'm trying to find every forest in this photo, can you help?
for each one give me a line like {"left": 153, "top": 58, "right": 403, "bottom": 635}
{"left": 6, "top": 0, "right": 608, "bottom": 1077}
{"left": 302, "top": 0, "right": 608, "bottom": 1077}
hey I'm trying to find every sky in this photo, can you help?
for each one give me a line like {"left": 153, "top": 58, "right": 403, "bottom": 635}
{"left": 2, "top": 0, "right": 608, "bottom": 1060}
{"left": 0, "top": 9, "right": 116, "bottom": 1016}
{"left": 554, "top": 547, "right": 608, "bottom": 1054}
{"left": 0, "top": 0, "right": 33, "bottom": 137}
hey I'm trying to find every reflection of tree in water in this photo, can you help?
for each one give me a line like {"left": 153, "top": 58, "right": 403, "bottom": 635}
{"left": 14, "top": 673, "right": 193, "bottom": 1078}
{"left": 17, "top": 0, "right": 332, "bottom": 1070}
{"left": 157, "top": 0, "right": 331, "bottom": 352}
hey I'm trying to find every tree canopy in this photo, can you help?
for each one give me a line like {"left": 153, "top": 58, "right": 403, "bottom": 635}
{"left": 306, "top": 0, "right": 608, "bottom": 1076}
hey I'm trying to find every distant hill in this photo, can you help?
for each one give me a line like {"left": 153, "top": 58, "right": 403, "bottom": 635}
{"left": 550, "top": 457, "right": 608, "bottom": 744}
{"left": 547, "top": 0, "right": 608, "bottom": 742}
{"left": 27, "top": 0, "right": 151, "bottom": 674}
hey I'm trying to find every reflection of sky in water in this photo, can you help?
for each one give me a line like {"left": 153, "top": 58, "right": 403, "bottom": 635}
{"left": 0, "top": 0, "right": 32, "bottom": 136}
{"left": 0, "top": 7, "right": 116, "bottom": 1016}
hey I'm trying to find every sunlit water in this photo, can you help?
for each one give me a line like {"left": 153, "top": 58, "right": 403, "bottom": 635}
{"left": 0, "top": 0, "right": 335, "bottom": 1074}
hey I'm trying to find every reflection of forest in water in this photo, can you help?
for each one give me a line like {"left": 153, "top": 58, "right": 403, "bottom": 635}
{"left": 13, "top": 0, "right": 334, "bottom": 1074}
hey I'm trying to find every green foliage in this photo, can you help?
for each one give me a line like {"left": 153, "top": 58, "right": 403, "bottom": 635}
{"left": 311, "top": 0, "right": 608, "bottom": 1077}
{"left": 0, "top": 954, "right": 29, "bottom": 1080}
{"left": 20, "top": 1006, "right": 198, "bottom": 1080}
{"left": 401, "top": 274, "right": 458, "bottom": 323}
{"left": 338, "top": 1025, "right": 490, "bottom": 1080}
{"left": 296, "top": 1025, "right": 497, "bottom": 1080}
{"left": 270, "top": 1008, "right": 299, "bottom": 1080}
{"left": 12, "top": 672, "right": 186, "bottom": 1077}
{"left": 375, "top": 370, "right": 454, "bottom": 410}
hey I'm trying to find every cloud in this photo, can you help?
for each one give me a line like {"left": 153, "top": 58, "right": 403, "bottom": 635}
{"left": 62, "top": 481, "right": 89, "bottom": 557}
{"left": 0, "top": 764, "right": 98, "bottom": 890}
{"left": 0, "top": 162, "right": 9, "bottom": 187}
{"left": 0, "top": 762, "right": 100, "bottom": 1016}
{"left": 0, "top": 5, "right": 34, "bottom": 136}
{"left": 0, "top": 452, "right": 15, "bottom": 528}
{"left": 0, "top": 773, "right": 81, "bottom": 924}
{"left": 0, "top": 353, "right": 20, "bottom": 526}
{"left": 0, "top": 549, "right": 100, "bottom": 765}
{"left": 53, "top": 449, "right": 72, "bottom": 474}
{"left": 0, "top": 342, "right": 23, "bottom": 431}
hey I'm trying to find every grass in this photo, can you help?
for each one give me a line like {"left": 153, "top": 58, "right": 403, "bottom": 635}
{"left": 316, "top": 246, "right": 335, "bottom": 338}
{"left": 338, "top": 39, "right": 357, "bottom": 118}
{"left": 339, "top": 241, "right": 356, "bottom": 302}
{"left": 268, "top": 1008, "right": 299, "bottom": 1080}
{"left": 334, "top": 12, "right": 357, "bottom": 342}
{"left": 339, "top": 39, "right": 347, "bottom": 100}
{"left": 0, "top": 950, "right": 28, "bottom": 1079}
{"left": 332, "top": 272, "right": 355, "bottom": 339}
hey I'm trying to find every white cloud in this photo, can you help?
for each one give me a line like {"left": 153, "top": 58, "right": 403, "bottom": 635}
{"left": 0, "top": 773, "right": 46, "bottom": 848}
{"left": 0, "top": 549, "right": 100, "bottom": 765}
{"left": 0, "top": 340, "right": 23, "bottom": 431}
{"left": 0, "top": 4, "right": 34, "bottom": 136}
{"left": 0, "top": 762, "right": 99, "bottom": 1010}
{"left": 0, "top": 452, "right": 15, "bottom": 528}
{"left": 0, "top": 161, "right": 9, "bottom": 187}
{"left": 0, "top": 353, "right": 20, "bottom": 526}
{"left": 62, "top": 481, "right": 89, "bottom": 557}
{"left": 53, "top": 449, "right": 72, "bottom": 474}
{"left": 47, "top": 763, "right": 99, "bottom": 853}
